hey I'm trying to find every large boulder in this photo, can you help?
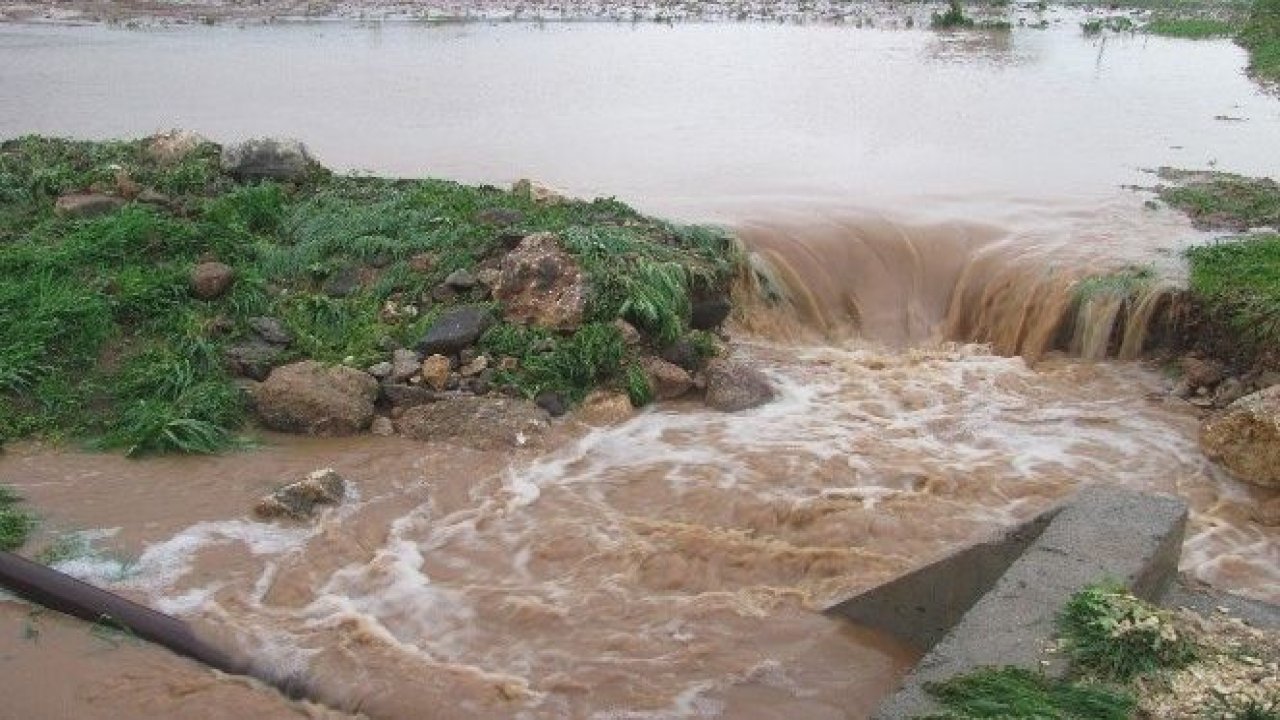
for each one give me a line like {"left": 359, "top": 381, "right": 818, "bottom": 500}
{"left": 492, "top": 233, "right": 586, "bottom": 332}
{"left": 1200, "top": 385, "right": 1280, "bottom": 489}
{"left": 190, "top": 261, "right": 235, "bottom": 300}
{"left": 398, "top": 397, "right": 548, "bottom": 450}
{"left": 704, "top": 358, "right": 776, "bottom": 412}
{"left": 415, "top": 305, "right": 495, "bottom": 357}
{"left": 641, "top": 356, "right": 694, "bottom": 401}
{"left": 220, "top": 138, "right": 315, "bottom": 182}
{"left": 253, "top": 361, "right": 378, "bottom": 436}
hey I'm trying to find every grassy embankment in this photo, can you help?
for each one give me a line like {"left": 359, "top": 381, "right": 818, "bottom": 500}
{"left": 1139, "top": 0, "right": 1280, "bottom": 83}
{"left": 0, "top": 136, "right": 738, "bottom": 456}
{"left": 918, "top": 585, "right": 1277, "bottom": 719}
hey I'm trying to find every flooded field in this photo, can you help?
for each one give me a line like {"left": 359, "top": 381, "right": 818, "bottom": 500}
{"left": 1, "top": 16, "right": 1279, "bottom": 720}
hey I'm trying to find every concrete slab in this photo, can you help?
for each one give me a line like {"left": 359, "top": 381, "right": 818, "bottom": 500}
{"left": 866, "top": 485, "right": 1188, "bottom": 719}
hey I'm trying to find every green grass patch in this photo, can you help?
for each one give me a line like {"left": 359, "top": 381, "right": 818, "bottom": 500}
{"left": 1241, "top": 0, "right": 1280, "bottom": 82}
{"left": 0, "top": 136, "right": 737, "bottom": 451}
{"left": 1058, "top": 585, "right": 1198, "bottom": 683}
{"left": 1073, "top": 265, "right": 1157, "bottom": 303}
{"left": 1147, "top": 17, "right": 1239, "bottom": 38}
{"left": 1157, "top": 170, "right": 1280, "bottom": 231}
{"left": 0, "top": 485, "right": 36, "bottom": 552}
{"left": 932, "top": 1, "right": 974, "bottom": 28}
{"left": 1186, "top": 233, "right": 1280, "bottom": 352}
{"left": 920, "top": 666, "right": 1134, "bottom": 719}
{"left": 1082, "top": 15, "right": 1137, "bottom": 35}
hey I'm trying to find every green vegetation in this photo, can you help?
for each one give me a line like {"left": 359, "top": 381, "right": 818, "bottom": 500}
{"left": 0, "top": 136, "right": 738, "bottom": 454}
{"left": 920, "top": 667, "right": 1134, "bottom": 719}
{"left": 1187, "top": 233, "right": 1280, "bottom": 353}
{"left": 1157, "top": 170, "right": 1280, "bottom": 231}
{"left": 1241, "top": 0, "right": 1280, "bottom": 82}
{"left": 1147, "top": 17, "right": 1238, "bottom": 38}
{"left": 1082, "top": 16, "right": 1137, "bottom": 35}
{"left": 1073, "top": 265, "right": 1156, "bottom": 303}
{"left": 1057, "top": 584, "right": 1197, "bottom": 683}
{"left": 932, "top": 1, "right": 974, "bottom": 28}
{"left": 0, "top": 485, "right": 36, "bottom": 551}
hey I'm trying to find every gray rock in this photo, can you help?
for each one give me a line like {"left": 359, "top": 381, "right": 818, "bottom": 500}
{"left": 390, "top": 348, "right": 422, "bottom": 383}
{"left": 190, "top": 262, "right": 235, "bottom": 300}
{"left": 223, "top": 340, "right": 285, "bottom": 381}
{"left": 535, "top": 391, "right": 567, "bottom": 417}
{"left": 641, "top": 356, "right": 694, "bottom": 401}
{"left": 381, "top": 383, "right": 441, "bottom": 410}
{"left": 415, "top": 305, "right": 495, "bottom": 357}
{"left": 249, "top": 316, "right": 293, "bottom": 346}
{"left": 444, "top": 268, "right": 477, "bottom": 290}
{"left": 704, "top": 358, "right": 776, "bottom": 412}
{"left": 220, "top": 138, "right": 316, "bottom": 182}
{"left": 254, "top": 468, "right": 346, "bottom": 520}
{"left": 367, "top": 361, "right": 394, "bottom": 379}
{"left": 399, "top": 397, "right": 548, "bottom": 449}
{"left": 1212, "top": 377, "right": 1248, "bottom": 408}
{"left": 690, "top": 297, "right": 732, "bottom": 330}
{"left": 54, "top": 193, "right": 124, "bottom": 219}
{"left": 252, "top": 361, "right": 378, "bottom": 436}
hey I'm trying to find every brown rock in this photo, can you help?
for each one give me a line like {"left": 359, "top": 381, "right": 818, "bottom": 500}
{"left": 54, "top": 193, "right": 124, "bottom": 219}
{"left": 145, "top": 129, "right": 208, "bottom": 165}
{"left": 190, "top": 261, "right": 235, "bottom": 300}
{"left": 1200, "top": 385, "right": 1280, "bottom": 489}
{"left": 613, "top": 319, "right": 643, "bottom": 346}
{"left": 704, "top": 358, "right": 776, "bottom": 412}
{"left": 576, "top": 390, "right": 635, "bottom": 426}
{"left": 254, "top": 468, "right": 347, "bottom": 520}
{"left": 1182, "top": 356, "right": 1225, "bottom": 390}
{"left": 399, "top": 397, "right": 548, "bottom": 450}
{"left": 641, "top": 356, "right": 693, "bottom": 401}
{"left": 421, "top": 354, "right": 452, "bottom": 391}
{"left": 252, "top": 361, "right": 378, "bottom": 436}
{"left": 493, "top": 233, "right": 586, "bottom": 332}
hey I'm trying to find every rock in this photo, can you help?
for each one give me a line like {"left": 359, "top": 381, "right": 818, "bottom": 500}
{"left": 367, "top": 361, "right": 393, "bottom": 379}
{"left": 512, "top": 178, "right": 565, "bottom": 204}
{"left": 614, "top": 319, "right": 643, "bottom": 346}
{"left": 190, "top": 261, "right": 235, "bottom": 300}
{"left": 576, "top": 390, "right": 634, "bottom": 425}
{"left": 135, "top": 189, "right": 171, "bottom": 206}
{"left": 431, "top": 284, "right": 458, "bottom": 303}
{"left": 493, "top": 233, "right": 587, "bottom": 332}
{"left": 1213, "top": 377, "right": 1248, "bottom": 409}
{"left": 641, "top": 356, "right": 694, "bottom": 401}
{"left": 704, "top": 358, "right": 776, "bottom": 412}
{"left": 415, "top": 305, "right": 495, "bottom": 357}
{"left": 145, "top": 129, "right": 208, "bottom": 165}
{"left": 399, "top": 397, "right": 548, "bottom": 450}
{"left": 1200, "top": 385, "right": 1280, "bottom": 489}
{"left": 54, "top": 193, "right": 124, "bottom": 219}
{"left": 252, "top": 361, "right": 378, "bottom": 436}
{"left": 475, "top": 267, "right": 501, "bottom": 291}
{"left": 535, "top": 391, "right": 567, "bottom": 417}
{"left": 253, "top": 468, "right": 346, "bottom": 520}
{"left": 223, "top": 340, "right": 284, "bottom": 381}
{"left": 381, "top": 383, "right": 441, "bottom": 410}
{"left": 1252, "top": 497, "right": 1280, "bottom": 527}
{"left": 661, "top": 337, "right": 702, "bottom": 373}
{"left": 460, "top": 355, "right": 489, "bottom": 377}
{"left": 390, "top": 348, "right": 422, "bottom": 383}
{"left": 370, "top": 416, "right": 396, "bottom": 437}
{"left": 473, "top": 207, "right": 525, "bottom": 227}
{"left": 323, "top": 265, "right": 362, "bottom": 298}
{"left": 444, "top": 268, "right": 477, "bottom": 290}
{"left": 1182, "top": 356, "right": 1225, "bottom": 391}
{"left": 220, "top": 138, "right": 315, "bottom": 182}
{"left": 690, "top": 297, "right": 732, "bottom": 331}
{"left": 421, "top": 354, "right": 452, "bottom": 391}
{"left": 249, "top": 316, "right": 293, "bottom": 346}
{"left": 498, "top": 356, "right": 520, "bottom": 372}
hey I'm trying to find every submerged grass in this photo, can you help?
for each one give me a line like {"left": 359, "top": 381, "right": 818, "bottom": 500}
{"left": 1157, "top": 170, "right": 1280, "bottom": 231}
{"left": 0, "top": 485, "right": 36, "bottom": 552}
{"left": 0, "top": 135, "right": 737, "bottom": 452}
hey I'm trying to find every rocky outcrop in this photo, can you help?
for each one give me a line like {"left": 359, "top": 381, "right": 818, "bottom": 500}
{"left": 253, "top": 361, "right": 378, "bottom": 436}
{"left": 254, "top": 468, "right": 347, "bottom": 520}
{"left": 54, "top": 193, "right": 124, "bottom": 219}
{"left": 704, "top": 358, "right": 776, "bottom": 412}
{"left": 415, "top": 305, "right": 495, "bottom": 357}
{"left": 511, "top": 179, "right": 564, "bottom": 204}
{"left": 493, "top": 233, "right": 586, "bottom": 332}
{"left": 398, "top": 397, "right": 548, "bottom": 449}
{"left": 641, "top": 356, "right": 694, "bottom": 401}
{"left": 189, "top": 261, "right": 235, "bottom": 300}
{"left": 220, "top": 138, "right": 316, "bottom": 182}
{"left": 145, "top": 129, "right": 208, "bottom": 165}
{"left": 1200, "top": 385, "right": 1280, "bottom": 489}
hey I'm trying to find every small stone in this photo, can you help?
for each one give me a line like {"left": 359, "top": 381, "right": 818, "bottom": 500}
{"left": 1182, "top": 355, "right": 1225, "bottom": 390}
{"left": 444, "top": 268, "right": 477, "bottom": 290}
{"left": 190, "top": 262, "right": 235, "bottom": 300}
{"left": 415, "top": 305, "right": 495, "bottom": 357}
{"left": 253, "top": 468, "right": 346, "bottom": 520}
{"left": 460, "top": 355, "right": 489, "bottom": 377}
{"left": 248, "top": 316, "right": 293, "bottom": 345}
{"left": 641, "top": 356, "right": 694, "bottom": 401}
{"left": 421, "top": 354, "right": 452, "bottom": 391}
{"left": 390, "top": 348, "right": 422, "bottom": 383}
{"left": 370, "top": 416, "right": 395, "bottom": 437}
{"left": 367, "top": 361, "right": 393, "bottom": 379}
{"left": 499, "top": 356, "right": 520, "bottom": 372}
{"left": 223, "top": 340, "right": 284, "bottom": 381}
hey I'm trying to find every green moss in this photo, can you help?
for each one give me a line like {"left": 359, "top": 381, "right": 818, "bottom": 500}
{"left": 1186, "top": 233, "right": 1280, "bottom": 352}
{"left": 919, "top": 667, "right": 1134, "bottom": 719}
{"left": 0, "top": 135, "right": 738, "bottom": 454}
{"left": 0, "top": 485, "right": 36, "bottom": 552}
{"left": 1147, "top": 17, "right": 1238, "bottom": 37}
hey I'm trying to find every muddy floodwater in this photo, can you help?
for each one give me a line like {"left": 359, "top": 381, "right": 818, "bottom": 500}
{"left": 1, "top": 17, "right": 1280, "bottom": 720}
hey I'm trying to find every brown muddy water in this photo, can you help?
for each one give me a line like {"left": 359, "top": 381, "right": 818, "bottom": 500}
{"left": 1, "top": 18, "right": 1280, "bottom": 720}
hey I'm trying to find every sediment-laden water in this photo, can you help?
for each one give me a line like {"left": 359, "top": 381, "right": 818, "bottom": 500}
{"left": 1, "top": 17, "right": 1278, "bottom": 720}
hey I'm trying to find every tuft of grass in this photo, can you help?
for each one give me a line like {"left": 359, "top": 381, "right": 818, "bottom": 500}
{"left": 1057, "top": 585, "right": 1198, "bottom": 683}
{"left": 1074, "top": 265, "right": 1156, "bottom": 303}
{"left": 0, "top": 485, "right": 37, "bottom": 552}
{"left": 1082, "top": 15, "right": 1137, "bottom": 35}
{"left": 919, "top": 666, "right": 1134, "bottom": 719}
{"left": 482, "top": 322, "right": 626, "bottom": 403}
{"left": 1147, "top": 17, "right": 1239, "bottom": 38}
{"left": 932, "top": 0, "right": 973, "bottom": 28}
{"left": 624, "top": 363, "right": 655, "bottom": 407}
{"left": 1186, "top": 233, "right": 1280, "bottom": 353}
